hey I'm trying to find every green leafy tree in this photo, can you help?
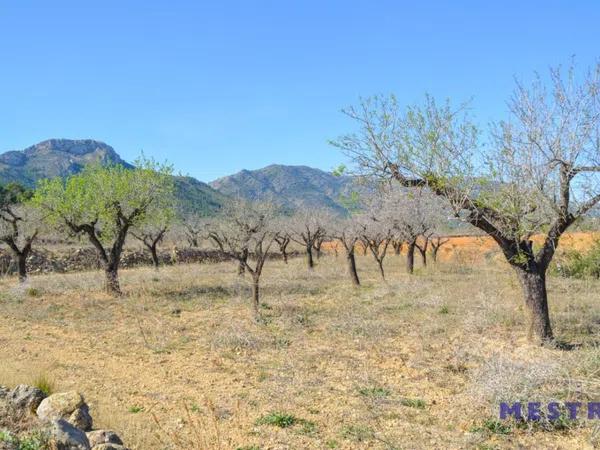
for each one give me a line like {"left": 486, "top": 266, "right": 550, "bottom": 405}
{"left": 32, "top": 158, "right": 175, "bottom": 295}
{"left": 0, "top": 183, "right": 38, "bottom": 282}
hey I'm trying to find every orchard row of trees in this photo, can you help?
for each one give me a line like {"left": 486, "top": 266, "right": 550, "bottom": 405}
{"left": 0, "top": 162, "right": 450, "bottom": 313}
{"left": 2, "top": 62, "right": 598, "bottom": 345}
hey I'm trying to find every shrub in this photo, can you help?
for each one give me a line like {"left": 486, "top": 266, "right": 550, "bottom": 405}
{"left": 551, "top": 240, "right": 600, "bottom": 278}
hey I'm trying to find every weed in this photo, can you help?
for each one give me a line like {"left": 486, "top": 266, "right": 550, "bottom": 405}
{"left": 340, "top": 425, "right": 373, "bottom": 442}
{"left": 358, "top": 386, "right": 390, "bottom": 399}
{"left": 469, "top": 419, "right": 512, "bottom": 435}
{"left": 25, "top": 288, "right": 40, "bottom": 298}
{"left": 255, "top": 412, "right": 297, "bottom": 428}
{"left": 400, "top": 398, "right": 426, "bottom": 409}
{"left": 32, "top": 374, "right": 54, "bottom": 396}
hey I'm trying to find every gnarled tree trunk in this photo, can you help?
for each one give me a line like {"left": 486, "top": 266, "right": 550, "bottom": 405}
{"left": 104, "top": 264, "right": 121, "bottom": 296}
{"left": 252, "top": 275, "right": 260, "bottom": 317}
{"left": 17, "top": 252, "right": 27, "bottom": 282}
{"left": 306, "top": 244, "right": 314, "bottom": 270}
{"left": 515, "top": 267, "right": 553, "bottom": 342}
{"left": 150, "top": 244, "right": 159, "bottom": 269}
{"left": 347, "top": 251, "right": 360, "bottom": 286}
{"left": 406, "top": 240, "right": 416, "bottom": 274}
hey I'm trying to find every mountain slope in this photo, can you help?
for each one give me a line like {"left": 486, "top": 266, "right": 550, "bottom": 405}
{"left": 210, "top": 164, "right": 358, "bottom": 213}
{"left": 0, "top": 139, "right": 225, "bottom": 215}
{"left": 0, "top": 139, "right": 131, "bottom": 187}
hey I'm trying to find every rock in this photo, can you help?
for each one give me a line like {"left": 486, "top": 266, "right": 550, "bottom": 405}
{"left": 69, "top": 404, "right": 93, "bottom": 431}
{"left": 0, "top": 442, "right": 18, "bottom": 450}
{"left": 37, "top": 391, "right": 93, "bottom": 431}
{"left": 48, "top": 419, "right": 91, "bottom": 450}
{"left": 7, "top": 385, "right": 46, "bottom": 412}
{"left": 86, "top": 430, "right": 123, "bottom": 447}
{"left": 0, "top": 385, "right": 9, "bottom": 399}
{"left": 92, "top": 445, "right": 128, "bottom": 450}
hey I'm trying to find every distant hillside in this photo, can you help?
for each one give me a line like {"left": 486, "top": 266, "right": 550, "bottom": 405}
{"left": 209, "top": 164, "right": 359, "bottom": 213}
{"left": 0, "top": 139, "right": 131, "bottom": 187}
{"left": 0, "top": 139, "right": 225, "bottom": 215}
{"left": 173, "top": 175, "right": 228, "bottom": 216}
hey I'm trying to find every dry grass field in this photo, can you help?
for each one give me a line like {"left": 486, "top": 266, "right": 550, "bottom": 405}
{"left": 1, "top": 246, "right": 600, "bottom": 449}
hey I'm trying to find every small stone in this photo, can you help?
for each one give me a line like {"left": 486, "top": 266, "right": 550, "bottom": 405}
{"left": 92, "top": 445, "right": 128, "bottom": 450}
{"left": 7, "top": 384, "right": 46, "bottom": 412}
{"left": 86, "top": 430, "right": 123, "bottom": 447}
{"left": 48, "top": 419, "right": 91, "bottom": 450}
{"left": 0, "top": 385, "right": 9, "bottom": 399}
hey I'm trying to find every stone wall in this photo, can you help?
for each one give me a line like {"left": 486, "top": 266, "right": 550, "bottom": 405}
{"left": 0, "top": 247, "right": 299, "bottom": 276}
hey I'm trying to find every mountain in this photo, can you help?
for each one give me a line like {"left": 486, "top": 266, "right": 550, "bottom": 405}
{"left": 173, "top": 175, "right": 228, "bottom": 216}
{"left": 209, "top": 164, "right": 359, "bottom": 213}
{"left": 0, "top": 140, "right": 363, "bottom": 215}
{"left": 0, "top": 139, "right": 225, "bottom": 215}
{"left": 0, "top": 139, "right": 131, "bottom": 187}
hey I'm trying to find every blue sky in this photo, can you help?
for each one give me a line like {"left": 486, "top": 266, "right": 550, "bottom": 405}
{"left": 1, "top": 1, "right": 599, "bottom": 181}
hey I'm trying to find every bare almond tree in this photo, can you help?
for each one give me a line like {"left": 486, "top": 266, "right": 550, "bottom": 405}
{"left": 0, "top": 184, "right": 39, "bottom": 283}
{"left": 391, "top": 239, "right": 403, "bottom": 255}
{"left": 357, "top": 195, "right": 394, "bottom": 280}
{"left": 333, "top": 63, "right": 600, "bottom": 344}
{"left": 207, "top": 199, "right": 277, "bottom": 318}
{"left": 289, "top": 210, "right": 330, "bottom": 270}
{"left": 132, "top": 225, "right": 169, "bottom": 269}
{"left": 274, "top": 232, "right": 291, "bottom": 264}
{"left": 390, "top": 188, "right": 445, "bottom": 273}
{"left": 182, "top": 214, "right": 205, "bottom": 248}
{"left": 331, "top": 217, "right": 362, "bottom": 286}
{"left": 430, "top": 235, "right": 450, "bottom": 263}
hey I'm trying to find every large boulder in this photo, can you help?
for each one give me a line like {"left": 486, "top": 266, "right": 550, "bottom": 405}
{"left": 37, "top": 391, "right": 93, "bottom": 431}
{"left": 48, "top": 419, "right": 91, "bottom": 450}
{"left": 86, "top": 430, "right": 123, "bottom": 447}
{"left": 7, "top": 385, "right": 46, "bottom": 412}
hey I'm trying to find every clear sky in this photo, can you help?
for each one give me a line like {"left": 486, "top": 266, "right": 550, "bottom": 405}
{"left": 1, "top": 1, "right": 599, "bottom": 181}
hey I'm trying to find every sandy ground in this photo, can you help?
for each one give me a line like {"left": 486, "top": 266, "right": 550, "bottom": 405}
{"left": 0, "top": 250, "right": 599, "bottom": 449}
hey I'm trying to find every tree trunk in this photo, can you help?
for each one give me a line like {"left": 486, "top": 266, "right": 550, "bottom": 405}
{"left": 104, "top": 266, "right": 121, "bottom": 296}
{"left": 418, "top": 247, "right": 427, "bottom": 267}
{"left": 515, "top": 267, "right": 553, "bottom": 343}
{"left": 17, "top": 252, "right": 27, "bottom": 283}
{"left": 377, "top": 259, "right": 385, "bottom": 280}
{"left": 252, "top": 276, "right": 260, "bottom": 318}
{"left": 238, "top": 259, "right": 246, "bottom": 276}
{"left": 431, "top": 246, "right": 439, "bottom": 263}
{"left": 281, "top": 245, "right": 288, "bottom": 264}
{"left": 406, "top": 240, "right": 416, "bottom": 274}
{"left": 347, "top": 251, "right": 360, "bottom": 286}
{"left": 150, "top": 244, "right": 160, "bottom": 270}
{"left": 306, "top": 245, "right": 314, "bottom": 270}
{"left": 393, "top": 241, "right": 402, "bottom": 255}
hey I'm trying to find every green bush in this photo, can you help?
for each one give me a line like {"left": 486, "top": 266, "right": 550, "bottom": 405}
{"left": 551, "top": 240, "right": 600, "bottom": 278}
